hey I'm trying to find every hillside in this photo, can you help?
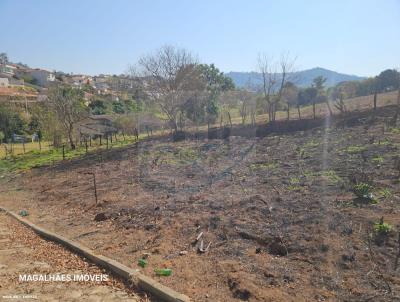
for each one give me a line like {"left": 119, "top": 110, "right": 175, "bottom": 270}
{"left": 226, "top": 67, "right": 365, "bottom": 89}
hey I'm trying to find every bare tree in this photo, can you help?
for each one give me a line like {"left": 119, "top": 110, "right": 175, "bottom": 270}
{"left": 281, "top": 82, "right": 299, "bottom": 120}
{"left": 234, "top": 89, "right": 255, "bottom": 125}
{"left": 274, "top": 53, "right": 296, "bottom": 121}
{"left": 257, "top": 53, "right": 296, "bottom": 122}
{"left": 257, "top": 54, "right": 277, "bottom": 122}
{"left": 134, "top": 45, "right": 205, "bottom": 132}
{"left": 334, "top": 94, "right": 347, "bottom": 114}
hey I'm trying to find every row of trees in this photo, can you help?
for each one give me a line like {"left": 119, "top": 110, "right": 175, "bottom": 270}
{"left": 1, "top": 46, "right": 398, "bottom": 150}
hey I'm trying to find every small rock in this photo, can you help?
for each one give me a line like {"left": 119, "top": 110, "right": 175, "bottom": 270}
{"left": 94, "top": 212, "right": 107, "bottom": 222}
{"left": 142, "top": 252, "right": 151, "bottom": 259}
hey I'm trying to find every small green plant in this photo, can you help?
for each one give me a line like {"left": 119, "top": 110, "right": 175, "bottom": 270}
{"left": 372, "top": 155, "right": 384, "bottom": 164}
{"left": 249, "top": 162, "right": 277, "bottom": 170}
{"left": 373, "top": 138, "right": 391, "bottom": 146}
{"left": 289, "top": 177, "right": 300, "bottom": 184}
{"left": 373, "top": 220, "right": 392, "bottom": 235}
{"left": 305, "top": 140, "right": 320, "bottom": 148}
{"left": 322, "top": 170, "right": 342, "bottom": 184}
{"left": 390, "top": 127, "right": 400, "bottom": 134}
{"left": 353, "top": 182, "right": 376, "bottom": 203}
{"left": 379, "top": 188, "right": 392, "bottom": 199}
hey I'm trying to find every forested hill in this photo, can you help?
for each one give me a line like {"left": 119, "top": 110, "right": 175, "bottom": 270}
{"left": 226, "top": 67, "right": 365, "bottom": 89}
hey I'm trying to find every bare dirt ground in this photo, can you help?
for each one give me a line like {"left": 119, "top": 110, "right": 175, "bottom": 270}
{"left": 0, "top": 212, "right": 145, "bottom": 301}
{"left": 1, "top": 105, "right": 400, "bottom": 301}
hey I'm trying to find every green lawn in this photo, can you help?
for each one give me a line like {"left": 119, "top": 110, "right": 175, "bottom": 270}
{"left": 0, "top": 135, "right": 140, "bottom": 175}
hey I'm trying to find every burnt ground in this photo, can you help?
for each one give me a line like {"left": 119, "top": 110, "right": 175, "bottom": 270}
{"left": 1, "top": 106, "right": 400, "bottom": 301}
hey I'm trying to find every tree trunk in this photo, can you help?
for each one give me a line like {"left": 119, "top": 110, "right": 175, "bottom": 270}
{"left": 297, "top": 105, "right": 301, "bottom": 120}
{"left": 68, "top": 125, "right": 75, "bottom": 150}
{"left": 313, "top": 102, "right": 316, "bottom": 119}
{"left": 373, "top": 91, "right": 378, "bottom": 111}
{"left": 286, "top": 105, "right": 290, "bottom": 120}
{"left": 227, "top": 112, "right": 232, "bottom": 128}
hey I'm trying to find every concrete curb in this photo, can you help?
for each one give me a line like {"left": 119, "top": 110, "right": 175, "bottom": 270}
{"left": 0, "top": 207, "right": 190, "bottom": 302}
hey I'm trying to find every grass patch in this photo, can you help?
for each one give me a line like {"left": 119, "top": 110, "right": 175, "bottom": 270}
{"left": 379, "top": 188, "right": 392, "bottom": 199}
{"left": 305, "top": 139, "right": 320, "bottom": 148}
{"left": 321, "top": 170, "right": 342, "bottom": 183}
{"left": 0, "top": 136, "right": 139, "bottom": 175}
{"left": 345, "top": 145, "right": 367, "bottom": 154}
{"left": 373, "top": 138, "right": 391, "bottom": 146}
{"left": 250, "top": 162, "right": 277, "bottom": 170}
{"left": 372, "top": 155, "right": 384, "bottom": 164}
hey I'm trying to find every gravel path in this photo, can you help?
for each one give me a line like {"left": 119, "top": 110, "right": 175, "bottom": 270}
{"left": 0, "top": 212, "right": 143, "bottom": 302}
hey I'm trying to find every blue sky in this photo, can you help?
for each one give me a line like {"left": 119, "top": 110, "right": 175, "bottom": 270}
{"left": 1, "top": 0, "right": 399, "bottom": 76}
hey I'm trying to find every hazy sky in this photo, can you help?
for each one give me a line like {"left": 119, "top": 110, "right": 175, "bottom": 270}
{"left": 1, "top": 0, "right": 399, "bottom": 76}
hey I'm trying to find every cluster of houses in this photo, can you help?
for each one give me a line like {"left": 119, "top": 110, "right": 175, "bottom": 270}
{"left": 0, "top": 63, "right": 55, "bottom": 88}
{"left": 0, "top": 59, "right": 144, "bottom": 108}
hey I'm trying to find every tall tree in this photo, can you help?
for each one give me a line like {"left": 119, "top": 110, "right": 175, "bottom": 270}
{"left": 282, "top": 82, "right": 299, "bottom": 120}
{"left": 257, "top": 54, "right": 276, "bottom": 122}
{"left": 298, "top": 87, "right": 318, "bottom": 119}
{"left": 257, "top": 53, "right": 296, "bottom": 122}
{"left": 0, "top": 53, "right": 8, "bottom": 65}
{"left": 136, "top": 45, "right": 204, "bottom": 132}
{"left": 312, "top": 76, "right": 331, "bottom": 115}
{"left": 48, "top": 86, "right": 88, "bottom": 149}
{"left": 196, "top": 63, "right": 235, "bottom": 126}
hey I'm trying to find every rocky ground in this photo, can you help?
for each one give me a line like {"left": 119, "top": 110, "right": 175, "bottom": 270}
{"left": 1, "top": 105, "right": 400, "bottom": 301}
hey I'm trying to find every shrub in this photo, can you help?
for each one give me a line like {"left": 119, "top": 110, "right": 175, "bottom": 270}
{"left": 353, "top": 182, "right": 376, "bottom": 202}
{"left": 373, "top": 221, "right": 392, "bottom": 235}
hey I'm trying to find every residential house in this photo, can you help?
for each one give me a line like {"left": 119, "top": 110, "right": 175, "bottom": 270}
{"left": 0, "top": 78, "right": 9, "bottom": 87}
{"left": 0, "top": 64, "right": 17, "bottom": 77}
{"left": 16, "top": 68, "right": 55, "bottom": 87}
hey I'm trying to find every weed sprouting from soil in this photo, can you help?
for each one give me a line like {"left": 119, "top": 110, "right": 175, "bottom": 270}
{"left": 353, "top": 182, "right": 377, "bottom": 203}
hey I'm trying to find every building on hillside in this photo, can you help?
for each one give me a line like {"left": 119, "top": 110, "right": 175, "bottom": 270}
{"left": 0, "top": 64, "right": 17, "bottom": 77}
{"left": 15, "top": 69, "right": 55, "bottom": 87}
{"left": 69, "top": 75, "right": 93, "bottom": 87}
{"left": 0, "top": 78, "right": 9, "bottom": 87}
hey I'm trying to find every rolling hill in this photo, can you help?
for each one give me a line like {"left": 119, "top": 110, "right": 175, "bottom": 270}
{"left": 226, "top": 67, "right": 365, "bottom": 90}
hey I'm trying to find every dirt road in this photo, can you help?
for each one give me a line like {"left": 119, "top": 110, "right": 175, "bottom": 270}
{"left": 0, "top": 212, "right": 142, "bottom": 302}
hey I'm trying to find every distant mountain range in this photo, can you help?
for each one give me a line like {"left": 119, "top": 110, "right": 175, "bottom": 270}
{"left": 226, "top": 67, "right": 366, "bottom": 90}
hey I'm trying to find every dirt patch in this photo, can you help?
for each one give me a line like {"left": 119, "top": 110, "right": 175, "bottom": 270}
{"left": 0, "top": 212, "right": 147, "bottom": 301}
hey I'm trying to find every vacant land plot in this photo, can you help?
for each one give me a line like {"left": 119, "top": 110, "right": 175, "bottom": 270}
{"left": 1, "top": 105, "right": 399, "bottom": 301}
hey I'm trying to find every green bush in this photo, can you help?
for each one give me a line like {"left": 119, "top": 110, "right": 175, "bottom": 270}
{"left": 373, "top": 221, "right": 392, "bottom": 235}
{"left": 353, "top": 182, "right": 376, "bottom": 202}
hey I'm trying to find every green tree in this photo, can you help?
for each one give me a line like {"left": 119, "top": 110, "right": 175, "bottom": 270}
{"left": 312, "top": 76, "right": 331, "bottom": 115}
{"left": 0, "top": 105, "right": 26, "bottom": 141}
{"left": 376, "top": 69, "right": 400, "bottom": 92}
{"left": 0, "top": 53, "right": 8, "bottom": 66}
{"left": 89, "top": 100, "right": 107, "bottom": 115}
{"left": 112, "top": 101, "right": 125, "bottom": 114}
{"left": 195, "top": 64, "right": 235, "bottom": 125}
{"left": 48, "top": 86, "right": 88, "bottom": 149}
{"left": 298, "top": 87, "right": 318, "bottom": 119}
